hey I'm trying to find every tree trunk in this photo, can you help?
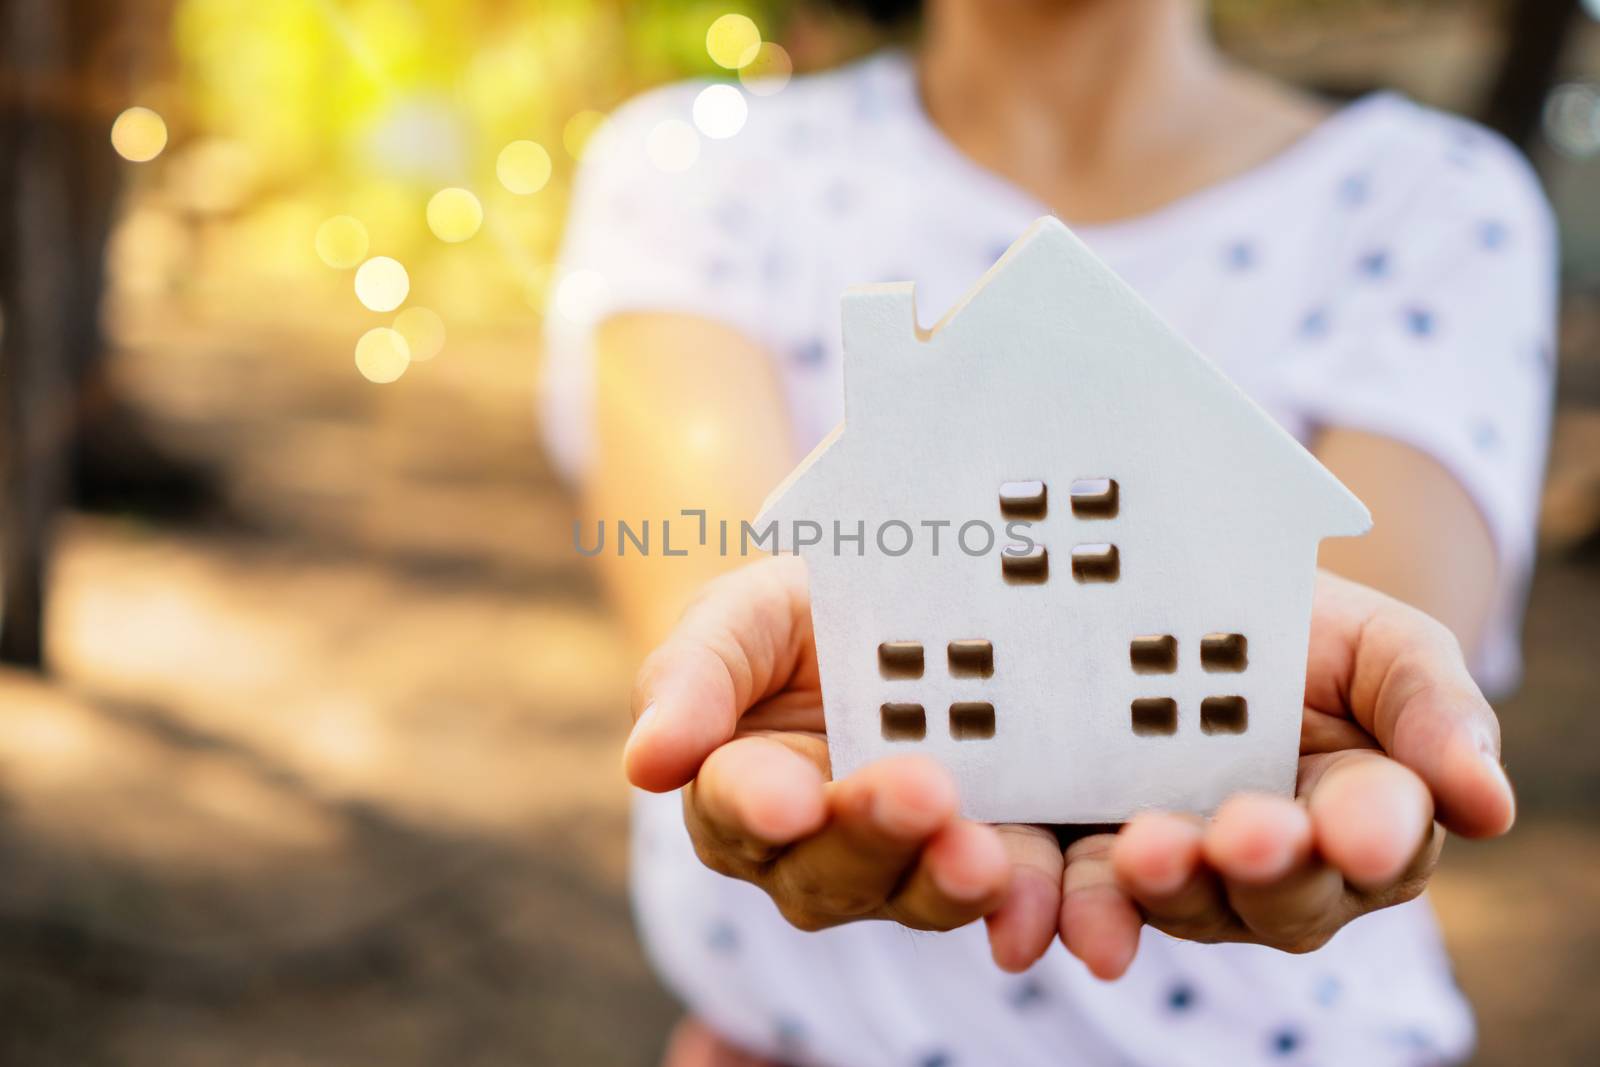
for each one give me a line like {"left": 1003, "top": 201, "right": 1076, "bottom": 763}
{"left": 0, "top": 0, "right": 125, "bottom": 669}
{"left": 1480, "top": 0, "right": 1582, "bottom": 149}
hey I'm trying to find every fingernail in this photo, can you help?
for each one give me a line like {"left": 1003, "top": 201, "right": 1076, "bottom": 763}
{"left": 623, "top": 701, "right": 657, "bottom": 765}
{"left": 1479, "top": 739, "right": 1516, "bottom": 823}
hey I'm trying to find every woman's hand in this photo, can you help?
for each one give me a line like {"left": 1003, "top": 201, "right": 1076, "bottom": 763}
{"left": 1063, "top": 571, "right": 1516, "bottom": 978}
{"left": 624, "top": 556, "right": 1064, "bottom": 966}
{"left": 623, "top": 557, "right": 1515, "bottom": 975}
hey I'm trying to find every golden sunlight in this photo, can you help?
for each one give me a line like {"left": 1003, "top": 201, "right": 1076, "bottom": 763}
{"left": 111, "top": 106, "right": 169, "bottom": 162}
{"left": 393, "top": 306, "right": 446, "bottom": 362}
{"left": 315, "top": 215, "right": 371, "bottom": 269}
{"left": 426, "top": 188, "right": 484, "bottom": 243}
{"left": 706, "top": 14, "right": 761, "bottom": 71}
{"left": 354, "top": 326, "right": 412, "bottom": 383}
{"left": 354, "top": 255, "right": 411, "bottom": 312}
{"left": 497, "top": 140, "right": 553, "bottom": 195}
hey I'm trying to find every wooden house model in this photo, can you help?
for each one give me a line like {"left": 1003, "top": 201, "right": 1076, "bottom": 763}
{"left": 758, "top": 217, "right": 1370, "bottom": 823}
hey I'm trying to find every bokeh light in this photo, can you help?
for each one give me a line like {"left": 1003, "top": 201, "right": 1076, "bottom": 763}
{"left": 739, "top": 43, "right": 793, "bottom": 97}
{"left": 393, "top": 306, "right": 446, "bottom": 362}
{"left": 553, "top": 269, "right": 611, "bottom": 324}
{"left": 111, "top": 106, "right": 169, "bottom": 162}
{"left": 426, "top": 187, "right": 484, "bottom": 243}
{"left": 646, "top": 119, "right": 700, "bottom": 172}
{"left": 706, "top": 14, "right": 761, "bottom": 70}
{"left": 693, "top": 84, "right": 748, "bottom": 139}
{"left": 354, "top": 327, "right": 412, "bottom": 383}
{"left": 1543, "top": 83, "right": 1600, "bottom": 158}
{"left": 315, "top": 215, "right": 371, "bottom": 269}
{"left": 354, "top": 256, "right": 411, "bottom": 312}
{"left": 497, "top": 140, "right": 553, "bottom": 195}
{"left": 563, "top": 110, "right": 607, "bottom": 160}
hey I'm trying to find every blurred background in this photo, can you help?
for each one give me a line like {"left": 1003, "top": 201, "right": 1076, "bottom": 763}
{"left": 0, "top": 1, "right": 1596, "bottom": 1064}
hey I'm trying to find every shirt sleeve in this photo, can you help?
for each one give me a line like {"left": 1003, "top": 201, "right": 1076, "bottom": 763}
{"left": 538, "top": 82, "right": 783, "bottom": 482}
{"left": 1277, "top": 126, "right": 1558, "bottom": 636}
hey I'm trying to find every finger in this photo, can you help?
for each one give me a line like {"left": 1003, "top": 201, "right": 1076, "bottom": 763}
{"left": 1309, "top": 572, "right": 1514, "bottom": 838}
{"left": 1203, "top": 794, "right": 1313, "bottom": 884}
{"left": 1059, "top": 834, "right": 1142, "bottom": 981}
{"left": 626, "top": 558, "right": 813, "bottom": 791}
{"left": 685, "top": 734, "right": 829, "bottom": 872}
{"left": 1112, "top": 812, "right": 1233, "bottom": 941}
{"left": 1203, "top": 795, "right": 1347, "bottom": 951}
{"left": 766, "top": 755, "right": 961, "bottom": 927}
{"left": 985, "top": 825, "right": 1065, "bottom": 972}
{"left": 884, "top": 819, "right": 1012, "bottom": 932}
{"left": 1301, "top": 751, "right": 1436, "bottom": 892}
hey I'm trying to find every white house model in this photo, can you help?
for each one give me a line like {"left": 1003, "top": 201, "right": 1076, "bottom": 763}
{"left": 758, "top": 217, "right": 1371, "bottom": 824}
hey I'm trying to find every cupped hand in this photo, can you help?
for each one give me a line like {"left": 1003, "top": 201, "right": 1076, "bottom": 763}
{"left": 1064, "top": 572, "right": 1516, "bottom": 979}
{"left": 624, "top": 556, "right": 1063, "bottom": 968}
{"left": 624, "top": 558, "right": 1516, "bottom": 977}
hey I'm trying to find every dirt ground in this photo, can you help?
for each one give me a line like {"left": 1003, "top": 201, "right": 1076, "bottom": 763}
{"left": 0, "top": 292, "right": 1595, "bottom": 1066}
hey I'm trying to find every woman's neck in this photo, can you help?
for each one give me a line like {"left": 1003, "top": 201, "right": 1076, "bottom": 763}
{"left": 917, "top": 0, "right": 1324, "bottom": 223}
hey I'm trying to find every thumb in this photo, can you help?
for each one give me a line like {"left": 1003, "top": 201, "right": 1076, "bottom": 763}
{"left": 625, "top": 557, "right": 814, "bottom": 792}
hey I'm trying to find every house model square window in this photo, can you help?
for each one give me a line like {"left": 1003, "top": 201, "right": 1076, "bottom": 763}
{"left": 1002, "top": 544, "right": 1049, "bottom": 585}
{"left": 1069, "top": 478, "right": 1119, "bottom": 518}
{"left": 1201, "top": 696, "right": 1248, "bottom": 735}
{"left": 1130, "top": 635, "right": 1178, "bottom": 673}
{"left": 1201, "top": 633, "right": 1248, "bottom": 671}
{"left": 999, "top": 480, "right": 1047, "bottom": 520}
{"left": 1071, "top": 543, "right": 1119, "bottom": 583}
{"left": 881, "top": 702, "right": 926, "bottom": 741}
{"left": 948, "top": 639, "right": 995, "bottom": 677}
{"left": 950, "top": 702, "right": 996, "bottom": 740}
{"left": 878, "top": 641, "right": 924, "bottom": 679}
{"left": 1131, "top": 697, "right": 1178, "bottom": 736}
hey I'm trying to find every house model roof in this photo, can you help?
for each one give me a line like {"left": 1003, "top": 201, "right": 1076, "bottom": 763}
{"left": 759, "top": 216, "right": 1371, "bottom": 543}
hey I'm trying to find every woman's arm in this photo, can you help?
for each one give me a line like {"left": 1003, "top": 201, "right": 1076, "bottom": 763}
{"left": 1314, "top": 428, "right": 1500, "bottom": 657}
{"left": 586, "top": 312, "right": 797, "bottom": 658}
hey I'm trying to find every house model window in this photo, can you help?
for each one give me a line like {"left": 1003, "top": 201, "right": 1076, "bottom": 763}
{"left": 1201, "top": 633, "right": 1248, "bottom": 671}
{"left": 1129, "top": 635, "right": 1178, "bottom": 674}
{"left": 1069, "top": 478, "right": 1119, "bottom": 518}
{"left": 1131, "top": 697, "right": 1178, "bottom": 736}
{"left": 756, "top": 217, "right": 1372, "bottom": 822}
{"left": 881, "top": 702, "right": 927, "bottom": 741}
{"left": 948, "top": 639, "right": 995, "bottom": 678}
{"left": 999, "top": 480, "right": 1048, "bottom": 519}
{"left": 1201, "top": 696, "right": 1248, "bottom": 734}
{"left": 950, "top": 702, "right": 996, "bottom": 740}
{"left": 1128, "top": 630, "right": 1252, "bottom": 738}
{"left": 1071, "top": 543, "right": 1120, "bottom": 582}
{"left": 1002, "top": 544, "right": 1049, "bottom": 584}
{"left": 879, "top": 641, "right": 1000, "bottom": 741}
{"left": 878, "top": 641, "right": 924, "bottom": 679}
